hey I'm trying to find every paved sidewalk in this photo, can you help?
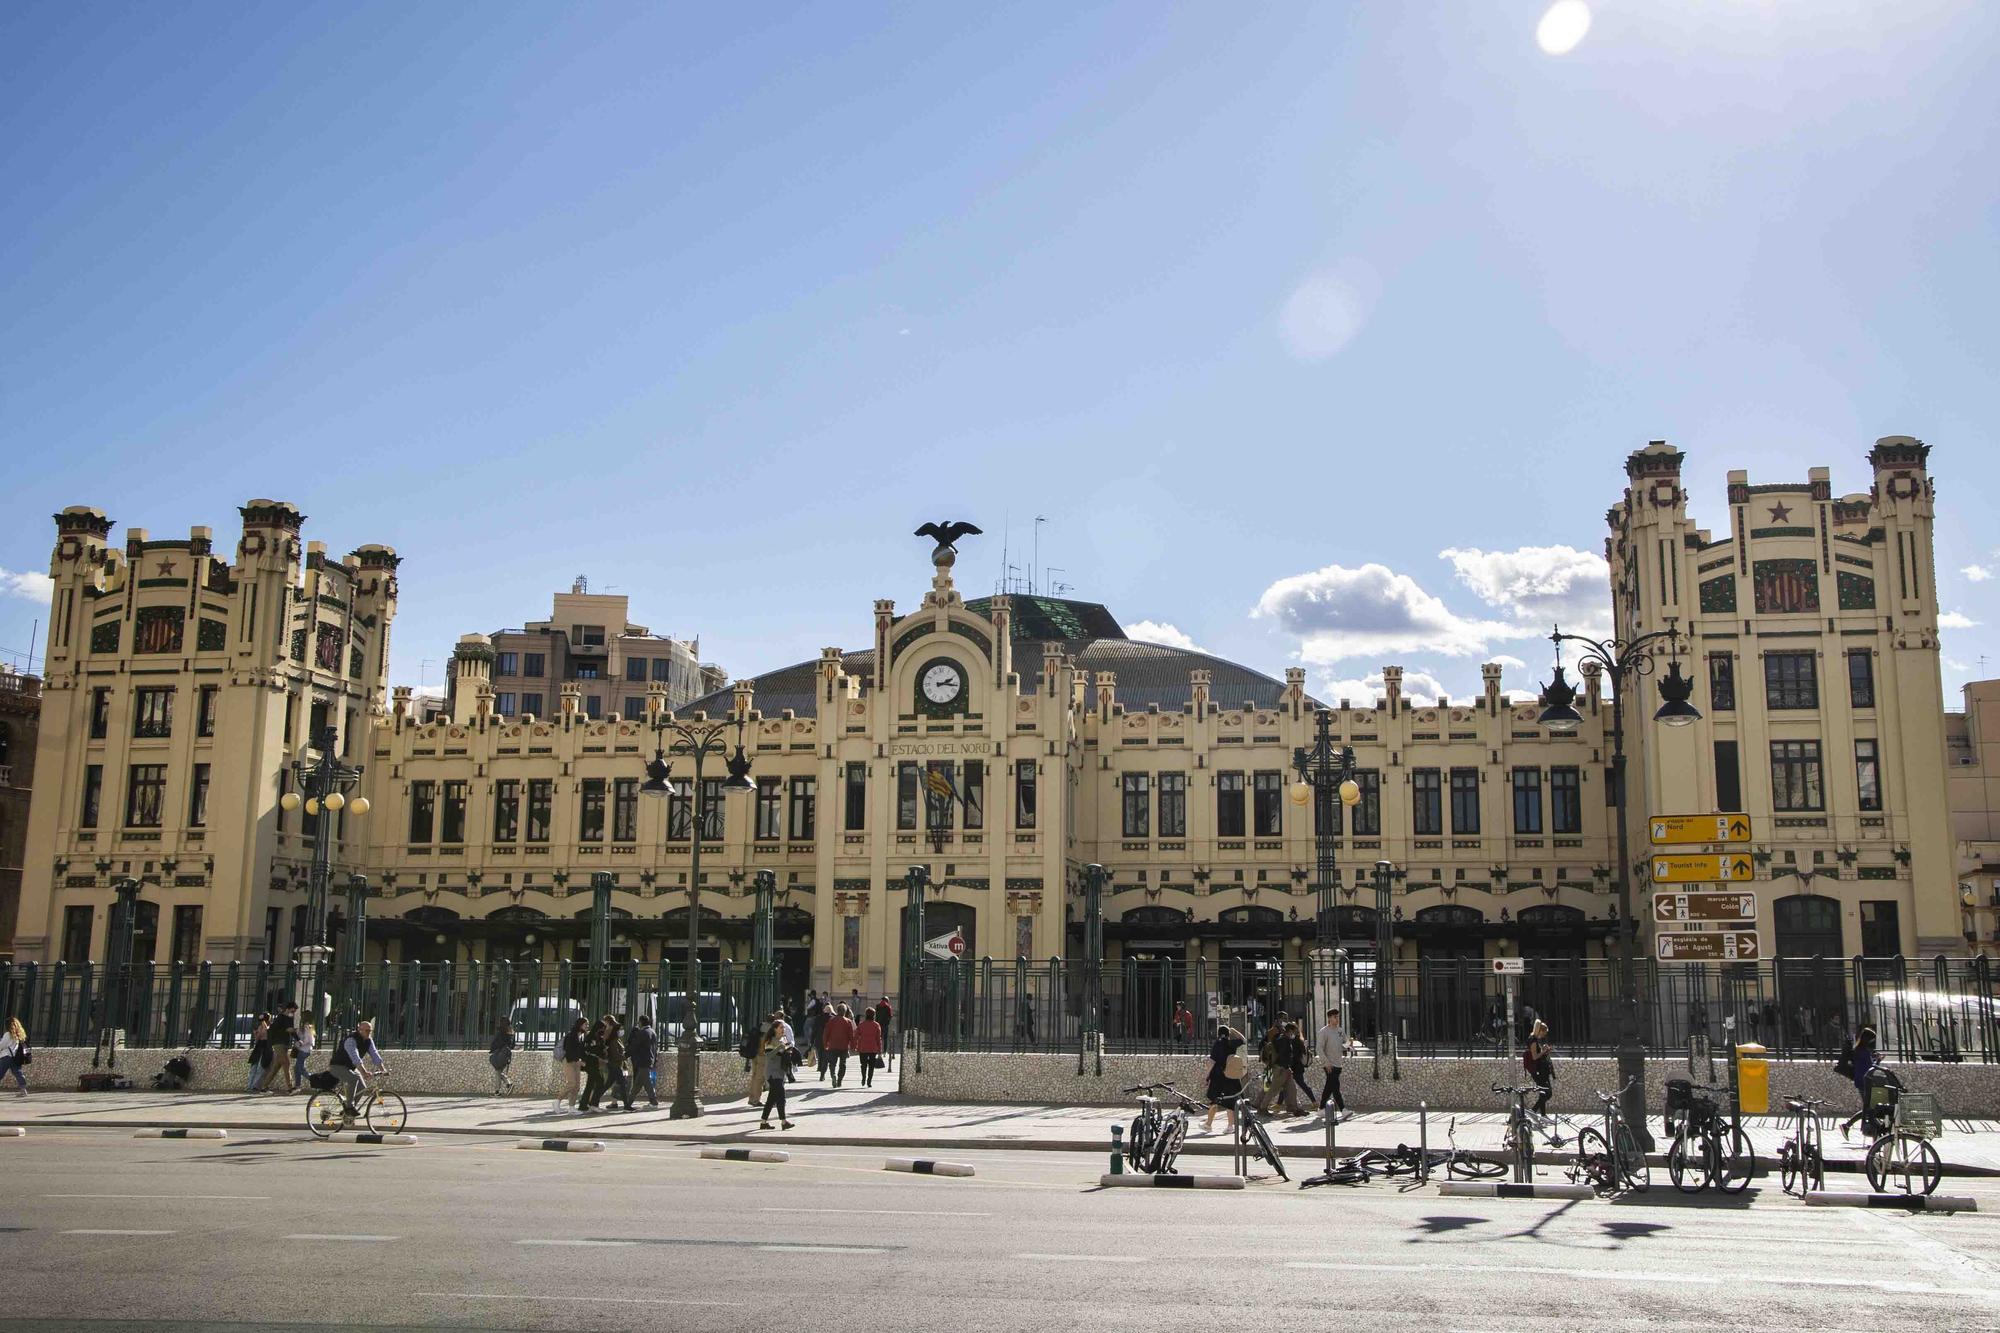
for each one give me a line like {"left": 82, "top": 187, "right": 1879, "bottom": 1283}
{"left": 6, "top": 1082, "right": 1998, "bottom": 1174}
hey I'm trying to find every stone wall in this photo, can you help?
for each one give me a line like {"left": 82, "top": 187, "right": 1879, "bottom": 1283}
{"left": 899, "top": 1049, "right": 2000, "bottom": 1117}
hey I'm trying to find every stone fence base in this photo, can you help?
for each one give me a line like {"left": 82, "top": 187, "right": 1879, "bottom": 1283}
{"left": 899, "top": 1049, "right": 2000, "bottom": 1118}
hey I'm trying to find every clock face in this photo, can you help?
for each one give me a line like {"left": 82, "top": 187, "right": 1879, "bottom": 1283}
{"left": 920, "top": 660, "right": 964, "bottom": 705}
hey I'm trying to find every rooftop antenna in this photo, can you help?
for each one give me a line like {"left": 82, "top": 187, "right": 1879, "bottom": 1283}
{"left": 999, "top": 508, "right": 1010, "bottom": 598}
{"left": 1046, "top": 567, "right": 1071, "bottom": 596}
{"left": 1033, "top": 515, "right": 1047, "bottom": 596}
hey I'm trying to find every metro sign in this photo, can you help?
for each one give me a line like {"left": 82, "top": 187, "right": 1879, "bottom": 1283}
{"left": 1651, "top": 853, "right": 1755, "bottom": 884}
{"left": 1649, "top": 814, "right": 1752, "bottom": 845}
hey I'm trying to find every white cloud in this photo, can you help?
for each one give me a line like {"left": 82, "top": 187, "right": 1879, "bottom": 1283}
{"left": 1440, "top": 545, "right": 1612, "bottom": 637}
{"left": 1962, "top": 565, "right": 1993, "bottom": 583}
{"left": 1489, "top": 654, "right": 1529, "bottom": 670}
{"left": 1253, "top": 562, "right": 1518, "bottom": 664}
{"left": 1278, "top": 264, "right": 1375, "bottom": 361}
{"left": 1, "top": 567, "right": 54, "bottom": 603}
{"left": 1320, "top": 668, "right": 1454, "bottom": 708}
{"left": 1126, "top": 620, "right": 1203, "bottom": 653}
{"left": 1939, "top": 611, "right": 1978, "bottom": 631}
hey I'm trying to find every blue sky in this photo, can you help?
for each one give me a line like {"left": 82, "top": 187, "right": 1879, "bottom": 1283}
{"left": 3, "top": 2, "right": 1997, "bottom": 705}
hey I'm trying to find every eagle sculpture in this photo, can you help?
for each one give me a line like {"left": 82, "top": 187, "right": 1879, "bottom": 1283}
{"left": 914, "top": 520, "right": 982, "bottom": 554}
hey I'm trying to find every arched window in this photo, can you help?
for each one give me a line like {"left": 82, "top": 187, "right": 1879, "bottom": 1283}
{"left": 1774, "top": 894, "right": 1842, "bottom": 958}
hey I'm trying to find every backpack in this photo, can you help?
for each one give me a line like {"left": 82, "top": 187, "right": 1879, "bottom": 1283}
{"left": 1522, "top": 1047, "right": 1535, "bottom": 1072}
{"left": 737, "top": 1034, "right": 759, "bottom": 1060}
{"left": 1222, "top": 1050, "right": 1247, "bottom": 1081}
{"left": 1833, "top": 1048, "right": 1854, "bottom": 1078}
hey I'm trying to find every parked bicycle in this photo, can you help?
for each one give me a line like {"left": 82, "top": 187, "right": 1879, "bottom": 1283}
{"left": 1663, "top": 1078, "right": 1752, "bottom": 1194}
{"left": 1570, "top": 1079, "right": 1648, "bottom": 1194}
{"left": 1493, "top": 1082, "right": 1545, "bottom": 1182}
{"left": 1776, "top": 1094, "right": 1828, "bottom": 1198}
{"left": 306, "top": 1075, "right": 406, "bottom": 1139}
{"left": 1445, "top": 1116, "right": 1506, "bottom": 1179}
{"left": 1230, "top": 1092, "right": 1286, "bottom": 1181}
{"left": 1862, "top": 1075, "right": 1943, "bottom": 1196}
{"left": 1120, "top": 1082, "right": 1198, "bottom": 1174}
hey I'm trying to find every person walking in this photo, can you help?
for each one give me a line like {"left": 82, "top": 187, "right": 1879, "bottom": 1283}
{"left": 746, "top": 1013, "right": 772, "bottom": 1106}
{"left": 757, "top": 1018, "right": 795, "bottom": 1130}
{"left": 555, "top": 1016, "right": 586, "bottom": 1111}
{"left": 0, "top": 1017, "right": 29, "bottom": 1097}
{"left": 1525, "top": 1018, "right": 1555, "bottom": 1117}
{"left": 603, "top": 1017, "right": 631, "bottom": 1111}
{"left": 292, "top": 1019, "right": 316, "bottom": 1093}
{"left": 854, "top": 1007, "right": 884, "bottom": 1088}
{"left": 1284, "top": 1018, "right": 1315, "bottom": 1113}
{"left": 809, "top": 995, "right": 831, "bottom": 1082}
{"left": 1838, "top": 1025, "right": 1881, "bottom": 1138}
{"left": 263, "top": 1004, "right": 297, "bottom": 1095}
{"left": 1203, "top": 1024, "right": 1247, "bottom": 1135}
{"left": 245, "top": 1012, "right": 273, "bottom": 1093}
{"left": 821, "top": 1003, "right": 855, "bottom": 1088}
{"left": 1315, "top": 1007, "right": 1352, "bottom": 1121}
{"left": 875, "top": 996, "right": 894, "bottom": 1073}
{"left": 626, "top": 1014, "right": 659, "bottom": 1108}
{"left": 579, "top": 1017, "right": 610, "bottom": 1112}
{"left": 489, "top": 1018, "right": 517, "bottom": 1095}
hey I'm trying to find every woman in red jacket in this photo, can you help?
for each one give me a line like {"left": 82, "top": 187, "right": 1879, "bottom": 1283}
{"left": 821, "top": 1004, "right": 857, "bottom": 1088}
{"left": 853, "top": 1007, "right": 884, "bottom": 1089}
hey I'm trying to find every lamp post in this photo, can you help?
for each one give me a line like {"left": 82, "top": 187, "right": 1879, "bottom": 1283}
{"left": 278, "top": 725, "right": 369, "bottom": 1027}
{"left": 1373, "top": 859, "right": 1397, "bottom": 1070}
{"left": 751, "top": 868, "right": 779, "bottom": 1032}
{"left": 637, "top": 712, "right": 755, "bottom": 1120}
{"left": 1082, "top": 862, "right": 1105, "bottom": 1052}
{"left": 1291, "top": 709, "right": 1359, "bottom": 952}
{"left": 96, "top": 876, "right": 142, "bottom": 1069}
{"left": 1536, "top": 621, "right": 1700, "bottom": 1149}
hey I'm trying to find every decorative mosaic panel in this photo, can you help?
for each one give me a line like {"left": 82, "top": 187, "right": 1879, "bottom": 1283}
{"left": 197, "top": 617, "right": 227, "bottom": 651}
{"left": 134, "top": 606, "right": 184, "bottom": 654}
{"left": 1836, "top": 571, "right": 1876, "bottom": 611}
{"left": 950, "top": 622, "right": 992, "bottom": 657}
{"left": 290, "top": 628, "right": 307, "bottom": 662}
{"left": 1698, "top": 575, "right": 1737, "bottom": 614}
{"left": 1752, "top": 559, "right": 1819, "bottom": 615}
{"left": 315, "top": 623, "right": 344, "bottom": 671}
{"left": 350, "top": 645, "right": 365, "bottom": 678}
{"left": 89, "top": 620, "right": 120, "bottom": 654}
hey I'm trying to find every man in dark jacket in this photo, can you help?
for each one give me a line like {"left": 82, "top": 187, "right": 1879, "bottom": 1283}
{"left": 809, "top": 999, "right": 831, "bottom": 1082}
{"left": 626, "top": 1014, "right": 659, "bottom": 1108}
{"left": 264, "top": 1004, "right": 298, "bottom": 1095}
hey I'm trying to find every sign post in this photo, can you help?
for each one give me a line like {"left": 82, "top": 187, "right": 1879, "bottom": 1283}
{"left": 1649, "top": 815, "right": 1762, "bottom": 965}
{"left": 1491, "top": 957, "right": 1523, "bottom": 1063}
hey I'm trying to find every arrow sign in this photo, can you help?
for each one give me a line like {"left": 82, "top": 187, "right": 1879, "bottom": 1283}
{"left": 923, "top": 929, "right": 965, "bottom": 960}
{"left": 1651, "top": 853, "right": 1755, "bottom": 884}
{"left": 1656, "top": 930, "right": 1762, "bottom": 962}
{"left": 1649, "top": 814, "right": 1753, "bottom": 845}
{"left": 1653, "top": 891, "right": 1759, "bottom": 923}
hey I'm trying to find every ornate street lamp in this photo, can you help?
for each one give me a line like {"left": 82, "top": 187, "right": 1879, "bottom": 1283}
{"left": 1536, "top": 621, "right": 1700, "bottom": 1147}
{"left": 278, "top": 725, "right": 369, "bottom": 1024}
{"left": 1291, "top": 706, "right": 1360, "bottom": 954}
{"left": 637, "top": 711, "right": 754, "bottom": 1119}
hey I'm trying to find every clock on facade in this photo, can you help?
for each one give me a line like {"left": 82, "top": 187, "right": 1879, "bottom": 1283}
{"left": 916, "top": 657, "right": 965, "bottom": 712}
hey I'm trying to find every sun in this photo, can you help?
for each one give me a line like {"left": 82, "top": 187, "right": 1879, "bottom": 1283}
{"left": 1536, "top": 0, "right": 1592, "bottom": 56}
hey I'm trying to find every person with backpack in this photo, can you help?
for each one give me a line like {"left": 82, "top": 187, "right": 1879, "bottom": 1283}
{"left": 854, "top": 1007, "right": 884, "bottom": 1088}
{"left": 0, "top": 1017, "right": 29, "bottom": 1097}
{"left": 1203, "top": 1024, "right": 1247, "bottom": 1134}
{"left": 744, "top": 1013, "right": 772, "bottom": 1105}
{"left": 488, "top": 1018, "right": 517, "bottom": 1095}
{"left": 244, "top": 1012, "right": 272, "bottom": 1092}
{"left": 626, "top": 1014, "right": 659, "bottom": 1108}
{"left": 1838, "top": 1025, "right": 1881, "bottom": 1138}
{"left": 1525, "top": 1018, "right": 1555, "bottom": 1117}
{"left": 756, "top": 1018, "right": 795, "bottom": 1130}
{"left": 578, "top": 1017, "right": 610, "bottom": 1112}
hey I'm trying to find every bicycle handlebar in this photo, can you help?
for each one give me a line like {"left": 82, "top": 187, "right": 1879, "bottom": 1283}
{"left": 1120, "top": 1081, "right": 1178, "bottom": 1096}
{"left": 1491, "top": 1081, "right": 1539, "bottom": 1096}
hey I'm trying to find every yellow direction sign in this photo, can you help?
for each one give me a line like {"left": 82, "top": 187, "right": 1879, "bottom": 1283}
{"left": 1656, "top": 930, "right": 1762, "bottom": 963}
{"left": 1651, "top": 853, "right": 1755, "bottom": 884}
{"left": 1649, "top": 814, "right": 1752, "bottom": 845}
{"left": 1653, "top": 891, "right": 1758, "bottom": 923}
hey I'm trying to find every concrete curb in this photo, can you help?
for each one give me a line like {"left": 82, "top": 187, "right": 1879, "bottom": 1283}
{"left": 1804, "top": 1190, "right": 1979, "bottom": 1212}
{"left": 1438, "top": 1180, "right": 1596, "bottom": 1200}
{"left": 702, "top": 1147, "right": 791, "bottom": 1163}
{"left": 885, "top": 1157, "right": 974, "bottom": 1177}
{"left": 133, "top": 1127, "right": 227, "bottom": 1140}
{"left": 1098, "top": 1173, "right": 1245, "bottom": 1189}
{"left": 342, "top": 1132, "right": 419, "bottom": 1146}
{"left": 0, "top": 1126, "right": 24, "bottom": 1137}
{"left": 517, "top": 1139, "right": 604, "bottom": 1152}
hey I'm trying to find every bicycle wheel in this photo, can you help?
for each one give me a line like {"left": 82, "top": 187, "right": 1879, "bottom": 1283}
{"left": 1804, "top": 1142, "right": 1824, "bottom": 1194}
{"left": 1715, "top": 1124, "right": 1755, "bottom": 1194}
{"left": 1612, "top": 1122, "right": 1648, "bottom": 1192}
{"left": 366, "top": 1092, "right": 408, "bottom": 1136}
{"left": 1668, "top": 1129, "right": 1707, "bottom": 1193}
{"left": 1574, "top": 1127, "right": 1613, "bottom": 1191}
{"left": 1243, "top": 1115, "right": 1286, "bottom": 1181}
{"left": 1779, "top": 1142, "right": 1801, "bottom": 1197}
{"left": 305, "top": 1090, "right": 345, "bottom": 1139}
{"left": 1126, "top": 1116, "right": 1153, "bottom": 1173}
{"left": 1866, "top": 1133, "right": 1941, "bottom": 1196}
{"left": 1153, "top": 1115, "right": 1188, "bottom": 1173}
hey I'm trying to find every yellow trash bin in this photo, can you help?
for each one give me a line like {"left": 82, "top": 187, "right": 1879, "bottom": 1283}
{"left": 1735, "top": 1042, "right": 1770, "bottom": 1115}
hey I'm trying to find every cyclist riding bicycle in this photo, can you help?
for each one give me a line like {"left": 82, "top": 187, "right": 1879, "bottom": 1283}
{"left": 329, "top": 1018, "right": 390, "bottom": 1114}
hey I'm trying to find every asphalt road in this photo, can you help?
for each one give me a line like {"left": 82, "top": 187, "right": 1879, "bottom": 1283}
{"left": 3, "top": 1129, "right": 1999, "bottom": 1332}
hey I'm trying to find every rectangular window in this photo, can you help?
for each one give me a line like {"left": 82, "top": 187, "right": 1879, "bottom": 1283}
{"left": 1855, "top": 739, "right": 1882, "bottom": 811}
{"left": 61, "top": 905, "right": 93, "bottom": 965}
{"left": 1511, "top": 768, "right": 1543, "bottom": 834}
{"left": 1412, "top": 769, "right": 1443, "bottom": 835}
{"left": 495, "top": 651, "right": 519, "bottom": 676}
{"left": 188, "top": 762, "right": 211, "bottom": 828}
{"left": 495, "top": 692, "right": 517, "bottom": 716}
{"left": 171, "top": 905, "right": 203, "bottom": 965}
{"left": 961, "top": 761, "right": 983, "bottom": 831}
{"left": 1015, "top": 759, "right": 1037, "bottom": 830}
{"left": 80, "top": 763, "right": 102, "bottom": 829}
{"left": 494, "top": 779, "right": 520, "bottom": 842}
{"left": 1714, "top": 741, "right": 1742, "bottom": 812}
{"left": 613, "top": 778, "right": 638, "bottom": 842}
{"left": 788, "top": 776, "right": 817, "bottom": 840}
{"left": 408, "top": 780, "right": 436, "bottom": 843}
{"left": 523, "top": 653, "right": 545, "bottom": 678}
{"left": 521, "top": 692, "right": 544, "bottom": 719}
{"left": 90, "top": 688, "right": 112, "bottom": 739}
{"left": 1859, "top": 900, "right": 1899, "bottom": 957}
{"left": 133, "top": 686, "right": 174, "bottom": 739}
{"left": 1770, "top": 739, "right": 1825, "bottom": 811}
{"left": 1765, "top": 652, "right": 1819, "bottom": 709}
{"left": 441, "top": 779, "right": 468, "bottom": 843}
{"left": 1550, "top": 767, "right": 1581, "bottom": 834}
{"left": 1708, "top": 654, "right": 1735, "bottom": 711}
{"left": 652, "top": 658, "right": 673, "bottom": 682}
{"left": 125, "top": 763, "right": 166, "bottom": 827}
{"left": 1122, "top": 773, "right": 1151, "bottom": 838}
{"left": 573, "top": 624, "right": 606, "bottom": 647}
{"left": 699, "top": 777, "right": 724, "bottom": 840}
{"left": 1352, "top": 770, "right": 1382, "bottom": 836}
{"left": 197, "top": 684, "right": 219, "bottom": 737}
{"left": 898, "top": 762, "right": 919, "bottom": 830}
{"left": 1217, "top": 771, "right": 1246, "bottom": 837}
{"left": 1158, "top": 772, "right": 1186, "bottom": 838}
{"left": 625, "top": 658, "right": 646, "bottom": 682}
{"left": 624, "top": 696, "right": 649, "bottom": 720}
{"left": 844, "top": 761, "right": 867, "bottom": 831}
{"left": 264, "top": 907, "right": 281, "bottom": 963}
{"left": 668, "top": 783, "right": 692, "bottom": 840}
{"left": 1253, "top": 771, "right": 1283, "bottom": 836}
{"left": 579, "top": 778, "right": 606, "bottom": 841}
{"left": 755, "top": 777, "right": 783, "bottom": 839}
{"left": 585, "top": 694, "right": 602, "bottom": 719}
{"left": 1848, "top": 650, "right": 1875, "bottom": 709}
{"left": 524, "top": 779, "right": 552, "bottom": 841}
{"left": 575, "top": 665, "right": 600, "bottom": 681}
{"left": 1449, "top": 768, "right": 1480, "bottom": 834}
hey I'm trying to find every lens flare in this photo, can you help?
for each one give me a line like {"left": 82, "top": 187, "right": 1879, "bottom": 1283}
{"left": 1536, "top": 0, "right": 1592, "bottom": 56}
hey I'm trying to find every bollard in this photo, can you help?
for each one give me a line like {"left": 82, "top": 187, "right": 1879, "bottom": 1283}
{"left": 1110, "top": 1123, "right": 1124, "bottom": 1175}
{"left": 1417, "top": 1102, "right": 1428, "bottom": 1184}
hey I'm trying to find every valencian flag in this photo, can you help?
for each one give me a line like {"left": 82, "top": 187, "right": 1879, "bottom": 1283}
{"left": 923, "top": 765, "right": 960, "bottom": 805}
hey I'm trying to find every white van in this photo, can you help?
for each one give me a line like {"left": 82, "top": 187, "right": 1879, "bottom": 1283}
{"left": 1866, "top": 988, "right": 1997, "bottom": 1062}
{"left": 508, "top": 995, "right": 583, "bottom": 1048}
